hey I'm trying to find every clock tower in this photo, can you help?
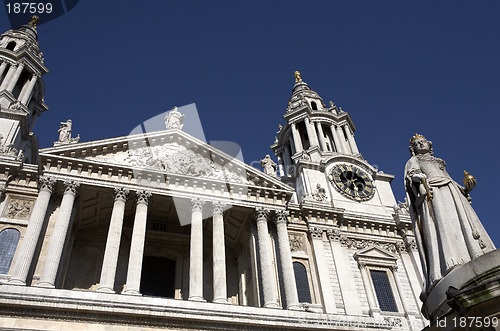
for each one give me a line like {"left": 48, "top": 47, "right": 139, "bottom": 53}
{"left": 271, "top": 71, "right": 397, "bottom": 216}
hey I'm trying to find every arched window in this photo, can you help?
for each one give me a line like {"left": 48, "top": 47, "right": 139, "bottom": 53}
{"left": 311, "top": 101, "right": 318, "bottom": 110}
{"left": 0, "top": 228, "right": 20, "bottom": 274}
{"left": 293, "top": 261, "right": 311, "bottom": 303}
{"left": 6, "top": 41, "right": 16, "bottom": 51}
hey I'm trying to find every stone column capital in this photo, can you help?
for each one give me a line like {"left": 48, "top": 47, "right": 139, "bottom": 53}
{"left": 136, "top": 190, "right": 152, "bottom": 205}
{"left": 254, "top": 207, "right": 270, "bottom": 223}
{"left": 274, "top": 210, "right": 289, "bottom": 225}
{"left": 308, "top": 226, "right": 324, "bottom": 240}
{"left": 63, "top": 180, "right": 80, "bottom": 196}
{"left": 326, "top": 228, "right": 342, "bottom": 241}
{"left": 191, "top": 198, "right": 205, "bottom": 213}
{"left": 211, "top": 201, "right": 226, "bottom": 215}
{"left": 113, "top": 187, "right": 129, "bottom": 202}
{"left": 39, "top": 176, "right": 56, "bottom": 193}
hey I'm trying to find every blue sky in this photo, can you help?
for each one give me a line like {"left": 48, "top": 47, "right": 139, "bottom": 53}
{"left": 1, "top": 1, "right": 499, "bottom": 246}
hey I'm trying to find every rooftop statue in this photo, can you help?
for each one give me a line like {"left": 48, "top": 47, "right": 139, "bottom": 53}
{"left": 404, "top": 134, "right": 495, "bottom": 298}
{"left": 165, "top": 106, "right": 186, "bottom": 130}
{"left": 56, "top": 119, "right": 80, "bottom": 145}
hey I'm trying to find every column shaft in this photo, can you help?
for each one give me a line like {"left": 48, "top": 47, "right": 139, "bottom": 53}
{"left": 9, "top": 177, "right": 55, "bottom": 285}
{"left": 37, "top": 181, "right": 79, "bottom": 288}
{"left": 0, "top": 64, "right": 15, "bottom": 90}
{"left": 20, "top": 74, "right": 37, "bottom": 105}
{"left": 0, "top": 62, "right": 8, "bottom": 82}
{"left": 291, "top": 123, "right": 303, "bottom": 153}
{"left": 189, "top": 199, "right": 205, "bottom": 301}
{"left": 309, "top": 227, "right": 337, "bottom": 313}
{"left": 283, "top": 144, "right": 292, "bottom": 174}
{"left": 315, "top": 122, "right": 328, "bottom": 151}
{"left": 212, "top": 202, "right": 227, "bottom": 303}
{"left": 255, "top": 208, "right": 278, "bottom": 308}
{"left": 275, "top": 211, "right": 300, "bottom": 310}
{"left": 330, "top": 124, "right": 343, "bottom": 153}
{"left": 304, "top": 117, "right": 319, "bottom": 148}
{"left": 6, "top": 63, "right": 25, "bottom": 92}
{"left": 97, "top": 188, "right": 129, "bottom": 293}
{"left": 344, "top": 124, "right": 359, "bottom": 154}
{"left": 122, "top": 190, "right": 151, "bottom": 295}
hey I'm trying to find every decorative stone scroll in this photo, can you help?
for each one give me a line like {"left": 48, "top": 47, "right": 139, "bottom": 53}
{"left": 289, "top": 235, "right": 304, "bottom": 252}
{"left": 2, "top": 196, "right": 35, "bottom": 220}
{"left": 327, "top": 229, "right": 397, "bottom": 253}
{"left": 63, "top": 180, "right": 80, "bottom": 196}
{"left": 136, "top": 190, "right": 152, "bottom": 205}
{"left": 308, "top": 226, "right": 324, "bottom": 240}
{"left": 124, "top": 143, "right": 249, "bottom": 184}
{"left": 113, "top": 187, "right": 129, "bottom": 202}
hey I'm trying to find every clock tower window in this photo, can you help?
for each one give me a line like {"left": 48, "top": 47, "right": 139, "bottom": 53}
{"left": 6, "top": 41, "right": 15, "bottom": 51}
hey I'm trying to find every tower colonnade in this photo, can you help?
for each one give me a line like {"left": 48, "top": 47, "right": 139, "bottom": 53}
{"left": 7, "top": 176, "right": 301, "bottom": 310}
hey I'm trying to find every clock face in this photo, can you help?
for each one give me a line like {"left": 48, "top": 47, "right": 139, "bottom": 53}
{"left": 328, "top": 164, "right": 374, "bottom": 201}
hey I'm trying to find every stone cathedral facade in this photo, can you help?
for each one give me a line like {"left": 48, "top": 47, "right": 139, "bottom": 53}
{"left": 0, "top": 22, "right": 426, "bottom": 330}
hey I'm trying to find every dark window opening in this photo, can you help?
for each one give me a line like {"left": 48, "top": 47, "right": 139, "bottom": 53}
{"left": 370, "top": 269, "right": 398, "bottom": 312}
{"left": 323, "top": 124, "right": 336, "bottom": 152}
{"left": 311, "top": 101, "right": 318, "bottom": 110}
{"left": 6, "top": 41, "right": 16, "bottom": 51}
{"left": 140, "top": 256, "right": 176, "bottom": 298}
{"left": 152, "top": 222, "right": 167, "bottom": 232}
{"left": 297, "top": 121, "right": 310, "bottom": 150}
{"left": 0, "top": 228, "right": 20, "bottom": 274}
{"left": 293, "top": 262, "right": 311, "bottom": 303}
{"left": 12, "top": 69, "right": 30, "bottom": 99}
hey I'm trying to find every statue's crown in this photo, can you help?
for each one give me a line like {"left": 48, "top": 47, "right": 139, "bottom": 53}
{"left": 410, "top": 133, "right": 426, "bottom": 144}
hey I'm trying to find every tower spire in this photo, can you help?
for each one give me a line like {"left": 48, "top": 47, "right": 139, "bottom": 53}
{"left": 0, "top": 18, "right": 49, "bottom": 163}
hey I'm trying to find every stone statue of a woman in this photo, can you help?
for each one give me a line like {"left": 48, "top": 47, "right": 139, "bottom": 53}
{"left": 404, "top": 134, "right": 495, "bottom": 298}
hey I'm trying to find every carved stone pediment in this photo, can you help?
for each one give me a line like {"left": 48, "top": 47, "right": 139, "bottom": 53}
{"left": 40, "top": 130, "right": 295, "bottom": 191}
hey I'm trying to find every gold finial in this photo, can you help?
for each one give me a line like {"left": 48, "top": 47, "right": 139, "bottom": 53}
{"left": 463, "top": 170, "right": 476, "bottom": 186}
{"left": 28, "top": 15, "right": 39, "bottom": 29}
{"left": 410, "top": 133, "right": 426, "bottom": 144}
{"left": 294, "top": 71, "right": 302, "bottom": 83}
{"left": 329, "top": 101, "right": 334, "bottom": 107}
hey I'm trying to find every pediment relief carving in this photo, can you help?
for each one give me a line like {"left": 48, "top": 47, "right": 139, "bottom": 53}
{"left": 80, "top": 142, "right": 249, "bottom": 185}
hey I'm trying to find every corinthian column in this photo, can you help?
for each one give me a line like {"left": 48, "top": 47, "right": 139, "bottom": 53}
{"left": 344, "top": 124, "right": 359, "bottom": 154}
{"left": 212, "top": 201, "right": 228, "bottom": 303}
{"left": 274, "top": 210, "right": 300, "bottom": 310}
{"left": 9, "top": 176, "right": 55, "bottom": 285}
{"left": 330, "top": 124, "right": 343, "bottom": 153}
{"left": 96, "top": 188, "right": 129, "bottom": 293}
{"left": 6, "top": 62, "right": 25, "bottom": 93}
{"left": 189, "top": 198, "right": 205, "bottom": 301}
{"left": 291, "top": 123, "right": 303, "bottom": 153}
{"left": 315, "top": 122, "right": 328, "bottom": 151}
{"left": 20, "top": 74, "right": 38, "bottom": 105}
{"left": 122, "top": 190, "right": 151, "bottom": 295}
{"left": 255, "top": 207, "right": 279, "bottom": 308}
{"left": 304, "top": 117, "right": 319, "bottom": 148}
{"left": 37, "top": 180, "right": 80, "bottom": 288}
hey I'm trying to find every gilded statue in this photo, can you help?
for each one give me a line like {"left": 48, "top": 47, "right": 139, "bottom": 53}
{"left": 294, "top": 71, "right": 302, "bottom": 83}
{"left": 404, "top": 134, "right": 495, "bottom": 298}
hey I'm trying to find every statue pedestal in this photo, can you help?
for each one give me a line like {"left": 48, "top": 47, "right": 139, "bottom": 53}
{"left": 423, "top": 249, "right": 500, "bottom": 330}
